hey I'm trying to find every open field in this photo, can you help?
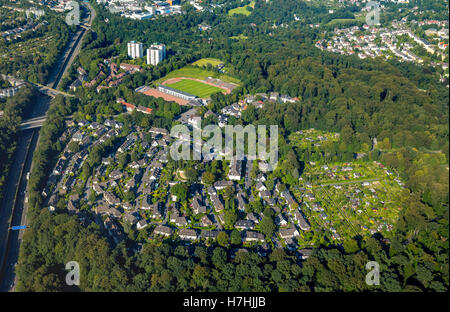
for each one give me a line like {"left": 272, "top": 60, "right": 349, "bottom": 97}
{"left": 325, "top": 15, "right": 365, "bottom": 27}
{"left": 155, "top": 65, "right": 240, "bottom": 85}
{"left": 230, "top": 34, "right": 248, "bottom": 40}
{"left": 228, "top": 1, "right": 255, "bottom": 16}
{"left": 166, "top": 78, "right": 224, "bottom": 98}
{"left": 192, "top": 58, "right": 223, "bottom": 67}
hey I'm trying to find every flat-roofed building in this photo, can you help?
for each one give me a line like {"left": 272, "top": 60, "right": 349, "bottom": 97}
{"left": 147, "top": 43, "right": 166, "bottom": 65}
{"left": 127, "top": 41, "right": 143, "bottom": 59}
{"left": 157, "top": 85, "right": 197, "bottom": 101}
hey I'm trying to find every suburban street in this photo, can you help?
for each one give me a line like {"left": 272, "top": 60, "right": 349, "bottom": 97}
{"left": 0, "top": 2, "right": 95, "bottom": 292}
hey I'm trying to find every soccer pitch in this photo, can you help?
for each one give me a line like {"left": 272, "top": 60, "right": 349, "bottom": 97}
{"left": 166, "top": 79, "right": 224, "bottom": 98}
{"left": 228, "top": 1, "right": 255, "bottom": 16}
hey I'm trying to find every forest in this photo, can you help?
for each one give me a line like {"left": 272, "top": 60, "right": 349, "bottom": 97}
{"left": 14, "top": 0, "right": 449, "bottom": 292}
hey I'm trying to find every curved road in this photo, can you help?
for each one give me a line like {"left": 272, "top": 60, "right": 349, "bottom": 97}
{"left": 0, "top": 2, "right": 95, "bottom": 292}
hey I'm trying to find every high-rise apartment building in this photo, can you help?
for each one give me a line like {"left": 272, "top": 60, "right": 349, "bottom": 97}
{"left": 127, "top": 41, "right": 143, "bottom": 59}
{"left": 146, "top": 44, "right": 166, "bottom": 65}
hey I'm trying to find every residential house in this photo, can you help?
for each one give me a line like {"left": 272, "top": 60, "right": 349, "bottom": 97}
{"left": 279, "top": 227, "right": 299, "bottom": 239}
{"left": 236, "top": 192, "right": 247, "bottom": 211}
{"left": 123, "top": 213, "right": 138, "bottom": 225}
{"left": 201, "top": 215, "right": 213, "bottom": 227}
{"left": 137, "top": 219, "right": 148, "bottom": 230}
{"left": 154, "top": 225, "right": 173, "bottom": 237}
{"left": 235, "top": 220, "right": 255, "bottom": 230}
{"left": 201, "top": 230, "right": 219, "bottom": 240}
{"left": 214, "top": 180, "right": 233, "bottom": 190}
{"left": 255, "top": 181, "right": 267, "bottom": 192}
{"left": 294, "top": 209, "right": 311, "bottom": 231}
{"left": 228, "top": 157, "right": 242, "bottom": 181}
{"left": 178, "top": 228, "right": 198, "bottom": 241}
{"left": 275, "top": 214, "right": 288, "bottom": 227}
{"left": 209, "top": 194, "right": 224, "bottom": 212}
{"left": 297, "top": 248, "right": 313, "bottom": 260}
{"left": 104, "top": 192, "right": 120, "bottom": 206}
{"left": 192, "top": 196, "right": 207, "bottom": 214}
{"left": 174, "top": 216, "right": 188, "bottom": 227}
{"left": 281, "top": 190, "right": 297, "bottom": 209}
{"left": 141, "top": 195, "right": 153, "bottom": 210}
{"left": 243, "top": 231, "right": 265, "bottom": 243}
{"left": 246, "top": 213, "right": 260, "bottom": 224}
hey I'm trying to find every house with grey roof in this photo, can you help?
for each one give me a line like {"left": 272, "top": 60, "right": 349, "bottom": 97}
{"left": 192, "top": 196, "right": 207, "bottom": 215}
{"left": 178, "top": 228, "right": 198, "bottom": 241}
{"left": 294, "top": 209, "right": 311, "bottom": 231}
{"left": 154, "top": 225, "right": 173, "bottom": 237}
{"left": 235, "top": 220, "right": 255, "bottom": 230}
{"left": 243, "top": 231, "right": 265, "bottom": 243}
{"left": 279, "top": 227, "right": 299, "bottom": 239}
{"left": 201, "top": 230, "right": 219, "bottom": 240}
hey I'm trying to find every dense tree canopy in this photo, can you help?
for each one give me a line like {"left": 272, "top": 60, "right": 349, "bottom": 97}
{"left": 14, "top": 0, "right": 449, "bottom": 292}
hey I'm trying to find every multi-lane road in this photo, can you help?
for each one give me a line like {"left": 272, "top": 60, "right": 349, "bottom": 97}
{"left": 0, "top": 2, "right": 95, "bottom": 292}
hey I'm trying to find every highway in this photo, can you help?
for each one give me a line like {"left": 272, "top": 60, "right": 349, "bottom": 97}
{"left": 0, "top": 2, "right": 95, "bottom": 292}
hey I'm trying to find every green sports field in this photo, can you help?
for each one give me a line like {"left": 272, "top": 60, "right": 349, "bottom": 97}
{"left": 228, "top": 1, "right": 255, "bottom": 16}
{"left": 166, "top": 79, "right": 224, "bottom": 98}
{"left": 155, "top": 65, "right": 240, "bottom": 85}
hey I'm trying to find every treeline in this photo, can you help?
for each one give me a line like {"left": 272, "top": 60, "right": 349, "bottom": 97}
{"left": 16, "top": 206, "right": 447, "bottom": 291}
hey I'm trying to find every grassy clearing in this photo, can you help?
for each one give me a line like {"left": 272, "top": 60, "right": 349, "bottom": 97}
{"left": 228, "top": 1, "right": 255, "bottom": 16}
{"left": 166, "top": 79, "right": 224, "bottom": 98}
{"left": 156, "top": 65, "right": 240, "bottom": 85}
{"left": 326, "top": 15, "right": 365, "bottom": 27}
{"left": 230, "top": 34, "right": 248, "bottom": 40}
{"left": 326, "top": 18, "right": 357, "bottom": 26}
{"left": 192, "top": 58, "right": 223, "bottom": 67}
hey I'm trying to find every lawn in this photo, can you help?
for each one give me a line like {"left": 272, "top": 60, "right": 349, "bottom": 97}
{"left": 155, "top": 65, "right": 240, "bottom": 85}
{"left": 325, "top": 15, "right": 365, "bottom": 27}
{"left": 228, "top": 1, "right": 255, "bottom": 16}
{"left": 166, "top": 79, "right": 224, "bottom": 98}
{"left": 230, "top": 34, "right": 248, "bottom": 40}
{"left": 192, "top": 58, "right": 223, "bottom": 67}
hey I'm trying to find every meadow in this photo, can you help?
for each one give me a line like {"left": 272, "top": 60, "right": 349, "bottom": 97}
{"left": 228, "top": 1, "right": 255, "bottom": 16}
{"left": 192, "top": 58, "right": 223, "bottom": 67}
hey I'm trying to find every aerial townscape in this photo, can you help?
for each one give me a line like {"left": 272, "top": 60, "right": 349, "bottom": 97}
{"left": 0, "top": 0, "right": 448, "bottom": 297}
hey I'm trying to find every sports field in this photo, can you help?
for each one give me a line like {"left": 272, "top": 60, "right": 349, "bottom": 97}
{"left": 228, "top": 1, "right": 255, "bottom": 16}
{"left": 155, "top": 65, "right": 240, "bottom": 85}
{"left": 166, "top": 79, "right": 224, "bottom": 98}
